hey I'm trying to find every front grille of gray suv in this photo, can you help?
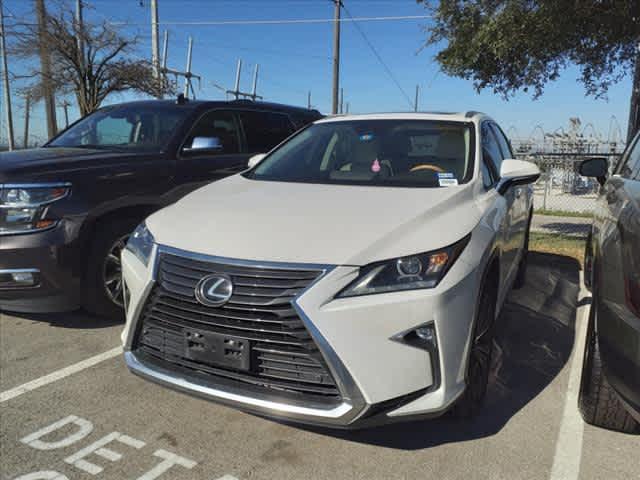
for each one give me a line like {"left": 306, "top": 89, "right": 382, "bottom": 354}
{"left": 132, "top": 252, "right": 341, "bottom": 403}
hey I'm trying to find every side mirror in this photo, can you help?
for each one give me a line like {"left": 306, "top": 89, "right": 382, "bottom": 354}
{"left": 497, "top": 159, "right": 541, "bottom": 195}
{"left": 183, "top": 136, "right": 223, "bottom": 154}
{"left": 247, "top": 153, "right": 266, "bottom": 169}
{"left": 579, "top": 157, "right": 608, "bottom": 186}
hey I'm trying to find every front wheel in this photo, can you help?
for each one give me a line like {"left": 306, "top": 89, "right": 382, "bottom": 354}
{"left": 83, "top": 218, "right": 140, "bottom": 319}
{"left": 578, "top": 304, "right": 638, "bottom": 433}
{"left": 452, "top": 280, "right": 497, "bottom": 418}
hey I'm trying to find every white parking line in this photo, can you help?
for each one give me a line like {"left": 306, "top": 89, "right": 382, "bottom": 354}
{"left": 0, "top": 347, "right": 122, "bottom": 403}
{"left": 549, "top": 276, "right": 590, "bottom": 480}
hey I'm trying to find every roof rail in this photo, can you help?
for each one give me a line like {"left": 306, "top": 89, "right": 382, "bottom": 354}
{"left": 464, "top": 111, "right": 482, "bottom": 118}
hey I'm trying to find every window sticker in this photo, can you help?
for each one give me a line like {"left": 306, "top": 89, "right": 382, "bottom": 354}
{"left": 359, "top": 133, "right": 374, "bottom": 142}
{"left": 437, "top": 172, "right": 459, "bottom": 187}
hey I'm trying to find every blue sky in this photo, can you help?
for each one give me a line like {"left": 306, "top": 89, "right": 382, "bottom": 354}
{"left": 1, "top": 0, "right": 632, "bottom": 145}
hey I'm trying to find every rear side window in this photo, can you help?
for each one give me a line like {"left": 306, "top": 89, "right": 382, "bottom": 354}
{"left": 239, "top": 111, "right": 294, "bottom": 153}
{"left": 481, "top": 123, "right": 504, "bottom": 176}
{"left": 184, "top": 110, "right": 241, "bottom": 154}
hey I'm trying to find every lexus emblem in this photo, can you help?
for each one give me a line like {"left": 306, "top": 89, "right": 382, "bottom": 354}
{"left": 195, "top": 274, "right": 233, "bottom": 307}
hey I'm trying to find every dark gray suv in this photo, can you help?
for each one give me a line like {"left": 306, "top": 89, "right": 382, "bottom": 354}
{"left": 578, "top": 133, "right": 640, "bottom": 433}
{"left": 0, "top": 98, "right": 321, "bottom": 317}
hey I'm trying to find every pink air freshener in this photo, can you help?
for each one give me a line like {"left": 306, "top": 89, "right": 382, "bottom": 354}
{"left": 371, "top": 159, "right": 381, "bottom": 173}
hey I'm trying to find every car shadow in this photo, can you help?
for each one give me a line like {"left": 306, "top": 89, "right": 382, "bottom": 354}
{"left": 295, "top": 252, "right": 582, "bottom": 450}
{"left": 533, "top": 221, "right": 590, "bottom": 237}
{"left": 5, "top": 308, "right": 124, "bottom": 329}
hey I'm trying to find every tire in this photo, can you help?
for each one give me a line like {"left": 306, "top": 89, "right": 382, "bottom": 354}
{"left": 513, "top": 212, "right": 532, "bottom": 290}
{"left": 583, "top": 230, "right": 593, "bottom": 291}
{"left": 83, "top": 217, "right": 141, "bottom": 319}
{"left": 578, "top": 304, "right": 638, "bottom": 433}
{"left": 452, "top": 279, "right": 497, "bottom": 418}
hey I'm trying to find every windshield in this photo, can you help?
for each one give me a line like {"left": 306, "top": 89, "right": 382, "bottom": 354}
{"left": 47, "top": 104, "right": 190, "bottom": 152}
{"left": 246, "top": 120, "right": 475, "bottom": 188}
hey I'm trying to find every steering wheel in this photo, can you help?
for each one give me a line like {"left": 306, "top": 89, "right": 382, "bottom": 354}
{"left": 409, "top": 164, "right": 446, "bottom": 173}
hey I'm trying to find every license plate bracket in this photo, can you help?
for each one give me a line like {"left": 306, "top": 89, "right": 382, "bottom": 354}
{"left": 183, "top": 329, "right": 250, "bottom": 371}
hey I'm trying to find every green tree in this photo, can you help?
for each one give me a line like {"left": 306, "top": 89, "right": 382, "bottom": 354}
{"left": 419, "top": 0, "right": 640, "bottom": 140}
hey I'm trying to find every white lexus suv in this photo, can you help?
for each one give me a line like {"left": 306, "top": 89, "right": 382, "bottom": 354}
{"left": 120, "top": 112, "right": 540, "bottom": 428}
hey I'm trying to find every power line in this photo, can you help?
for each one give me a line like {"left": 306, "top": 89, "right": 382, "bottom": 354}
{"left": 138, "top": 34, "right": 331, "bottom": 61}
{"left": 341, "top": 2, "right": 414, "bottom": 109}
{"left": 109, "top": 15, "right": 431, "bottom": 27}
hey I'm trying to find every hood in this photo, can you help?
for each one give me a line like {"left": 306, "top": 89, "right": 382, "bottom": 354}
{"left": 0, "top": 147, "right": 143, "bottom": 183}
{"left": 147, "top": 175, "right": 482, "bottom": 266}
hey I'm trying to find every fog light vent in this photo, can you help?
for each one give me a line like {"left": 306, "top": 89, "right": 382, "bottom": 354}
{"left": 392, "top": 323, "right": 437, "bottom": 351}
{"left": 390, "top": 322, "right": 441, "bottom": 392}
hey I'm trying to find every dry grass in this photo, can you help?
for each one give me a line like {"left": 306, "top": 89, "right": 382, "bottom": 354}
{"left": 530, "top": 232, "right": 585, "bottom": 265}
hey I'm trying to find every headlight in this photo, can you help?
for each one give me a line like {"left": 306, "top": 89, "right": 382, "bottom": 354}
{"left": 338, "top": 235, "right": 470, "bottom": 297}
{"left": 0, "top": 183, "right": 71, "bottom": 234}
{"left": 125, "top": 222, "right": 155, "bottom": 266}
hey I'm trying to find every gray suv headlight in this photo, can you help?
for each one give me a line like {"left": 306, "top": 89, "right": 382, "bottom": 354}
{"left": 125, "top": 222, "right": 155, "bottom": 266}
{"left": 0, "top": 183, "right": 71, "bottom": 234}
{"left": 338, "top": 235, "right": 470, "bottom": 297}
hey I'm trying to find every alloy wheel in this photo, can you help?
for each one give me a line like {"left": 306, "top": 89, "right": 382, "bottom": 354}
{"left": 468, "top": 291, "right": 495, "bottom": 405}
{"left": 102, "top": 234, "right": 129, "bottom": 307}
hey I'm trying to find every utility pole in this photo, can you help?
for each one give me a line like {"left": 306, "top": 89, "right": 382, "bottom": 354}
{"left": 414, "top": 84, "right": 419, "bottom": 112}
{"left": 23, "top": 93, "right": 30, "bottom": 149}
{"left": 250, "top": 64, "right": 259, "bottom": 101}
{"left": 627, "top": 42, "right": 640, "bottom": 142}
{"left": 232, "top": 59, "right": 241, "bottom": 100}
{"left": 75, "top": 0, "right": 84, "bottom": 69}
{"left": 61, "top": 100, "right": 70, "bottom": 128}
{"left": 161, "top": 30, "right": 169, "bottom": 70}
{"left": 150, "top": 0, "right": 160, "bottom": 85}
{"left": 35, "top": 0, "right": 57, "bottom": 138}
{"left": 75, "top": 0, "right": 85, "bottom": 107}
{"left": 331, "top": 0, "right": 341, "bottom": 114}
{"left": 162, "top": 33, "right": 201, "bottom": 100}
{"left": 307, "top": 91, "right": 311, "bottom": 109}
{"left": 339, "top": 87, "right": 344, "bottom": 114}
{"left": 0, "top": 0, "right": 14, "bottom": 150}
{"left": 226, "top": 59, "right": 262, "bottom": 101}
{"left": 183, "top": 36, "right": 193, "bottom": 97}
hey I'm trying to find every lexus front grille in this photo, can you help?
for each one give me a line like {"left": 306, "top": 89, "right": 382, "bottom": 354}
{"left": 132, "top": 251, "right": 341, "bottom": 403}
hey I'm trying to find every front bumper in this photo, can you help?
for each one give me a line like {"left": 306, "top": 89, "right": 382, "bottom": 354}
{"left": 0, "top": 223, "right": 82, "bottom": 313}
{"left": 121, "top": 243, "right": 482, "bottom": 428}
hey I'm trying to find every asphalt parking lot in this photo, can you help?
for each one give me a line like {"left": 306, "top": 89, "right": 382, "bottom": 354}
{"left": 1, "top": 252, "right": 639, "bottom": 480}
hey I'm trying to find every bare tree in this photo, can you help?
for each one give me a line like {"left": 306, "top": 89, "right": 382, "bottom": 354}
{"left": 13, "top": 4, "right": 173, "bottom": 116}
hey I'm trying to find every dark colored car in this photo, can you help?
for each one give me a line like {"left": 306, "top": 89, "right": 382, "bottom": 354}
{"left": 578, "top": 133, "right": 640, "bottom": 433}
{"left": 0, "top": 98, "right": 321, "bottom": 317}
